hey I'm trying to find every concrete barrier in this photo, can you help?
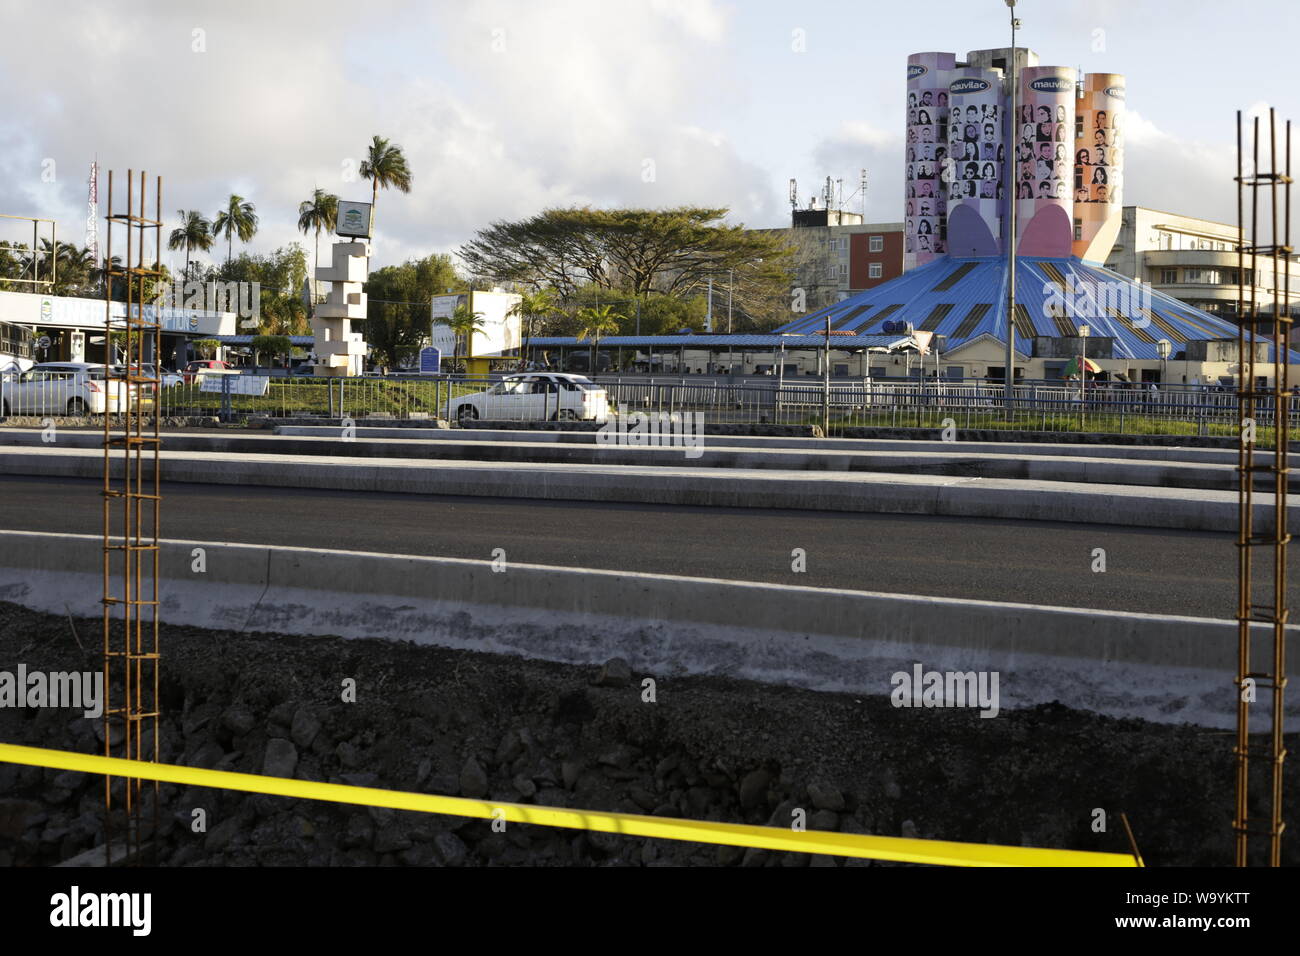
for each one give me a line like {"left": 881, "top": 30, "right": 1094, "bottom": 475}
{"left": 0, "top": 429, "right": 1284, "bottom": 492}
{"left": 0, "top": 530, "right": 1290, "bottom": 728}
{"left": 2, "top": 444, "right": 1294, "bottom": 532}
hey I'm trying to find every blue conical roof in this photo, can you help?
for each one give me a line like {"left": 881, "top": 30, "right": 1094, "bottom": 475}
{"left": 776, "top": 255, "right": 1264, "bottom": 361}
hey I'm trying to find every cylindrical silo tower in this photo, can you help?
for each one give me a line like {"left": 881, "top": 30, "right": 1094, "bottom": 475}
{"left": 904, "top": 51, "right": 956, "bottom": 270}
{"left": 1012, "top": 65, "right": 1077, "bottom": 257}
{"left": 1072, "top": 72, "right": 1126, "bottom": 260}
{"left": 945, "top": 66, "right": 1005, "bottom": 257}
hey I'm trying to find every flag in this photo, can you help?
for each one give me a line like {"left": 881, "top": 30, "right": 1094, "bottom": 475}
{"left": 1065, "top": 356, "right": 1101, "bottom": 376}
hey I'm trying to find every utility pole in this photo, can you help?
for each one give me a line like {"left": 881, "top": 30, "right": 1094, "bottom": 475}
{"left": 822, "top": 315, "right": 831, "bottom": 435}
{"left": 1005, "top": 0, "right": 1020, "bottom": 405}
{"left": 727, "top": 269, "right": 734, "bottom": 333}
{"left": 706, "top": 275, "right": 713, "bottom": 333}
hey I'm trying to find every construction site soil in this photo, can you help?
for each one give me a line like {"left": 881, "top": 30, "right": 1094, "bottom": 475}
{"left": 1, "top": 601, "right": 1293, "bottom": 867}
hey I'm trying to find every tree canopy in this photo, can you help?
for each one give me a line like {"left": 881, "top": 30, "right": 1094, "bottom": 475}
{"left": 457, "top": 206, "right": 794, "bottom": 328}
{"left": 364, "top": 253, "right": 464, "bottom": 368}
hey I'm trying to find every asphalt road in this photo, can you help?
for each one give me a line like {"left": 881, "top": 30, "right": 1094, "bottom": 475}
{"left": 2, "top": 475, "right": 1282, "bottom": 620}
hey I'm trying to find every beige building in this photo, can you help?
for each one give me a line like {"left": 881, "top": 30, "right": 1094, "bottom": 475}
{"left": 1104, "top": 205, "right": 1298, "bottom": 319}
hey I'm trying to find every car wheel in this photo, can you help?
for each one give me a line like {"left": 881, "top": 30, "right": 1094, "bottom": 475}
{"left": 456, "top": 404, "right": 479, "bottom": 423}
{"left": 67, "top": 398, "right": 88, "bottom": 416}
{"left": 554, "top": 409, "right": 578, "bottom": 421}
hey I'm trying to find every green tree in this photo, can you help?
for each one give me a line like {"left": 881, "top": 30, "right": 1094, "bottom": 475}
{"left": 364, "top": 254, "right": 464, "bottom": 369}
{"left": 359, "top": 135, "right": 413, "bottom": 231}
{"left": 576, "top": 303, "right": 623, "bottom": 374}
{"left": 507, "top": 287, "right": 560, "bottom": 368}
{"left": 212, "top": 194, "right": 258, "bottom": 264}
{"left": 250, "top": 334, "right": 291, "bottom": 368}
{"left": 296, "top": 188, "right": 338, "bottom": 291}
{"left": 444, "top": 302, "right": 487, "bottom": 367}
{"left": 192, "top": 338, "right": 221, "bottom": 359}
{"left": 200, "top": 244, "right": 308, "bottom": 335}
{"left": 458, "top": 207, "right": 793, "bottom": 313}
{"left": 168, "top": 209, "right": 214, "bottom": 280}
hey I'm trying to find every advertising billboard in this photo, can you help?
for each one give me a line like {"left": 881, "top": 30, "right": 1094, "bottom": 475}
{"left": 430, "top": 291, "right": 522, "bottom": 361}
{"left": 1072, "top": 73, "right": 1125, "bottom": 260}
{"left": 945, "top": 67, "right": 1006, "bottom": 257}
{"left": 1013, "top": 66, "right": 1077, "bottom": 257}
{"left": 904, "top": 51, "right": 956, "bottom": 271}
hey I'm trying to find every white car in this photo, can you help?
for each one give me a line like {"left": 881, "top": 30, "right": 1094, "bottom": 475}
{"left": 444, "top": 373, "right": 610, "bottom": 423}
{"left": 0, "top": 362, "right": 130, "bottom": 416}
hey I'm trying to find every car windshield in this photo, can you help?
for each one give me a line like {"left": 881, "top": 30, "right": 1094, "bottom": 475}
{"left": 573, "top": 381, "right": 602, "bottom": 391}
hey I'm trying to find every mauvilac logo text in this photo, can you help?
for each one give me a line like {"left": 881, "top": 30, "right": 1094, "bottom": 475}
{"left": 891, "top": 663, "right": 1000, "bottom": 718}
{"left": 950, "top": 78, "right": 990, "bottom": 95}
{"left": 1029, "top": 76, "right": 1073, "bottom": 94}
{"left": 0, "top": 665, "right": 103, "bottom": 718}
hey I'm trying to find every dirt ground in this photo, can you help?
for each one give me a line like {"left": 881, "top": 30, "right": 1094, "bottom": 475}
{"left": 0, "top": 600, "right": 1292, "bottom": 867}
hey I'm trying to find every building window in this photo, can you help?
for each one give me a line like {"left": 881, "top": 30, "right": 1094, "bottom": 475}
{"left": 839, "top": 263, "right": 848, "bottom": 278}
{"left": 1075, "top": 116, "right": 1084, "bottom": 139}
{"left": 869, "top": 235, "right": 883, "bottom": 252}
{"left": 1074, "top": 219, "right": 1082, "bottom": 241}
{"left": 1160, "top": 269, "right": 1178, "bottom": 284}
{"left": 869, "top": 262, "right": 883, "bottom": 279}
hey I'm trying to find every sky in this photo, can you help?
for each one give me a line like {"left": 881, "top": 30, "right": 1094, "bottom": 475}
{"left": 1, "top": 0, "right": 1296, "bottom": 274}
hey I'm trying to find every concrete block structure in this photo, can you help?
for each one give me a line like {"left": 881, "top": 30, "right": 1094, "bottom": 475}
{"left": 312, "top": 240, "right": 369, "bottom": 377}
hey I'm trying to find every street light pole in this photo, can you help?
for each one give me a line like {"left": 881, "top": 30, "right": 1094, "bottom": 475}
{"left": 1079, "top": 324, "right": 1090, "bottom": 429}
{"left": 1004, "top": 0, "right": 1019, "bottom": 405}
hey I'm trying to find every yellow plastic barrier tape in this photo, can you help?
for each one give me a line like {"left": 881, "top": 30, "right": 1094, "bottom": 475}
{"left": 0, "top": 743, "right": 1136, "bottom": 867}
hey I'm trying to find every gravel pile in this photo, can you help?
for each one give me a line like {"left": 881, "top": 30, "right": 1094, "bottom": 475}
{"left": 0, "top": 601, "right": 1286, "bottom": 867}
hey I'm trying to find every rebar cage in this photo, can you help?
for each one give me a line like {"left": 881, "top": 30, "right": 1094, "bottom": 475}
{"left": 101, "top": 170, "right": 163, "bottom": 864}
{"left": 1233, "top": 110, "right": 1291, "bottom": 867}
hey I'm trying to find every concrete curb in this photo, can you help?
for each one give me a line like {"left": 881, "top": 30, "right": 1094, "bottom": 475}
{"left": 0, "top": 444, "right": 1291, "bottom": 531}
{"left": 3, "top": 442, "right": 1295, "bottom": 532}
{"left": 0, "top": 429, "right": 1271, "bottom": 490}
{"left": 0, "top": 530, "right": 1290, "bottom": 728}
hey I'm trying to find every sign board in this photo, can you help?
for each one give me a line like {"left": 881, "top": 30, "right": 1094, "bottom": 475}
{"left": 336, "top": 200, "right": 373, "bottom": 239}
{"left": 430, "top": 291, "right": 521, "bottom": 358}
{"left": 418, "top": 347, "right": 442, "bottom": 374}
{"left": 199, "top": 373, "right": 270, "bottom": 396}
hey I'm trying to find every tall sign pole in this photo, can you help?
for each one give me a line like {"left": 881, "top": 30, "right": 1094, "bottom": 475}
{"left": 1004, "top": 0, "right": 1019, "bottom": 403}
{"left": 86, "top": 159, "right": 99, "bottom": 266}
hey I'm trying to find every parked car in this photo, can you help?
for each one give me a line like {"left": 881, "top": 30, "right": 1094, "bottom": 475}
{"left": 0, "top": 362, "right": 131, "bottom": 416}
{"left": 441, "top": 373, "right": 610, "bottom": 423}
{"left": 183, "top": 359, "right": 229, "bottom": 383}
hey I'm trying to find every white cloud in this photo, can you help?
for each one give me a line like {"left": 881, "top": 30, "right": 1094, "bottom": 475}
{"left": 0, "top": 0, "right": 778, "bottom": 273}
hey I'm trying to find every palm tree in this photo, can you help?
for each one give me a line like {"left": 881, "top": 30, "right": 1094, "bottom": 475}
{"left": 168, "top": 210, "right": 214, "bottom": 281}
{"left": 297, "top": 189, "right": 338, "bottom": 292}
{"left": 358, "top": 135, "right": 412, "bottom": 232}
{"left": 441, "top": 302, "right": 486, "bottom": 369}
{"left": 576, "top": 304, "right": 624, "bottom": 375}
{"left": 507, "top": 288, "right": 559, "bottom": 369}
{"left": 212, "top": 194, "right": 258, "bottom": 265}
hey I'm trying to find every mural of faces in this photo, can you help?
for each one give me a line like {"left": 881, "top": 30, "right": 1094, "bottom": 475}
{"left": 1075, "top": 106, "right": 1123, "bottom": 203}
{"left": 1017, "top": 96, "right": 1075, "bottom": 205}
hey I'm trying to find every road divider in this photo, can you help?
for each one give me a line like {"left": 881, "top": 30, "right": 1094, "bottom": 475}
{"left": 0, "top": 444, "right": 1291, "bottom": 531}
{"left": 1, "top": 530, "right": 1292, "bottom": 728}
